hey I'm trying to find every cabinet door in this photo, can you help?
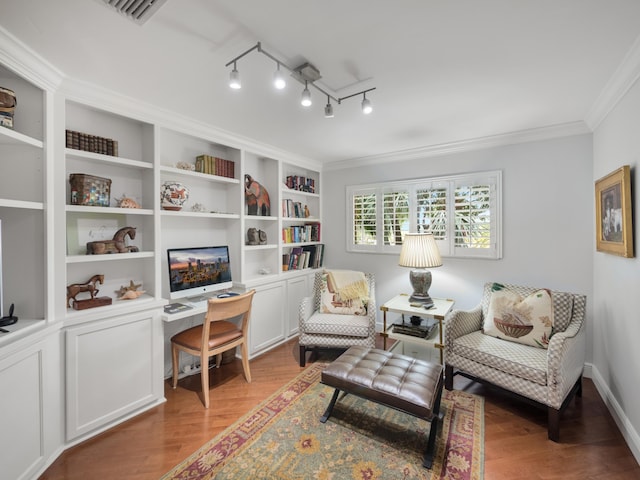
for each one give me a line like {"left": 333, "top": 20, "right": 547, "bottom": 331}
{"left": 65, "top": 310, "right": 163, "bottom": 440}
{"left": 249, "top": 282, "right": 285, "bottom": 356}
{"left": 0, "top": 333, "right": 61, "bottom": 480}
{"left": 286, "top": 274, "right": 311, "bottom": 336}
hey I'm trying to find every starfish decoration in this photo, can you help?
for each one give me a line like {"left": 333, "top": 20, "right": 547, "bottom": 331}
{"left": 116, "top": 280, "right": 142, "bottom": 297}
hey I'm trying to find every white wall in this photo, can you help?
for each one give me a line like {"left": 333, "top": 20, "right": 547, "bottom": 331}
{"left": 323, "top": 134, "right": 594, "bottom": 359}
{"left": 592, "top": 78, "right": 640, "bottom": 460}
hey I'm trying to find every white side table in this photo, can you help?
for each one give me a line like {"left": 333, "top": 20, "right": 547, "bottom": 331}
{"left": 380, "top": 294, "right": 454, "bottom": 364}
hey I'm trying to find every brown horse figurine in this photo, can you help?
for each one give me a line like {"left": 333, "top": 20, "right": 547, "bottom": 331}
{"left": 245, "top": 174, "right": 271, "bottom": 216}
{"left": 86, "top": 226, "right": 139, "bottom": 254}
{"left": 67, "top": 274, "right": 104, "bottom": 308}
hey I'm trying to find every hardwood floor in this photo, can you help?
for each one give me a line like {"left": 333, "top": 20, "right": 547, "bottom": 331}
{"left": 39, "top": 338, "right": 639, "bottom": 479}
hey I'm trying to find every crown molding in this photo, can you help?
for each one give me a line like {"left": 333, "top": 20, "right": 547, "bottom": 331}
{"left": 585, "top": 33, "right": 640, "bottom": 130}
{"left": 0, "top": 27, "right": 64, "bottom": 91}
{"left": 323, "top": 121, "right": 591, "bottom": 171}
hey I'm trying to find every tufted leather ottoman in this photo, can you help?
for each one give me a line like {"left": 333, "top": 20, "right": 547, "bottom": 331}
{"left": 320, "top": 345, "right": 444, "bottom": 469}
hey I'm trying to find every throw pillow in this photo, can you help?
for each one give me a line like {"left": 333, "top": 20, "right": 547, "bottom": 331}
{"left": 320, "top": 274, "right": 367, "bottom": 315}
{"left": 483, "top": 285, "right": 554, "bottom": 348}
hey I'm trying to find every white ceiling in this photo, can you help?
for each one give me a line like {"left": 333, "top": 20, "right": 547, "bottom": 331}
{"left": 2, "top": 0, "right": 640, "bottom": 164}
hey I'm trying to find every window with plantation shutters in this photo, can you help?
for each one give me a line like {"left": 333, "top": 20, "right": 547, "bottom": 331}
{"left": 346, "top": 171, "right": 502, "bottom": 258}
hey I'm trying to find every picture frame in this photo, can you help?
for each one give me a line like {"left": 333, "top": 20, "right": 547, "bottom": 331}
{"left": 595, "top": 165, "right": 634, "bottom": 257}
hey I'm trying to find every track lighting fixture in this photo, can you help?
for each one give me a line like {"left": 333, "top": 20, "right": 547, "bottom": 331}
{"left": 229, "top": 62, "right": 241, "bottom": 89}
{"left": 301, "top": 81, "right": 312, "bottom": 107}
{"left": 324, "top": 96, "right": 334, "bottom": 118}
{"left": 361, "top": 93, "right": 372, "bottom": 114}
{"left": 225, "top": 41, "right": 376, "bottom": 118}
{"left": 273, "top": 63, "right": 286, "bottom": 90}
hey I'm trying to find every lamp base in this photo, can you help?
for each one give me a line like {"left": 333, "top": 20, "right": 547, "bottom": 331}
{"left": 408, "top": 293, "right": 434, "bottom": 309}
{"left": 408, "top": 269, "right": 434, "bottom": 308}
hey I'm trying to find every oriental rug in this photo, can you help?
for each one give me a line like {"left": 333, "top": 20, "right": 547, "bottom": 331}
{"left": 162, "top": 363, "right": 484, "bottom": 480}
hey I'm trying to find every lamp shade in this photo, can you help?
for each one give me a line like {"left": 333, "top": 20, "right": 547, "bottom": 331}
{"left": 398, "top": 233, "right": 442, "bottom": 268}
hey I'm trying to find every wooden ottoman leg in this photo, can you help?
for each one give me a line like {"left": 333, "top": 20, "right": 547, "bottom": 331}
{"left": 320, "top": 388, "right": 341, "bottom": 423}
{"left": 423, "top": 373, "right": 444, "bottom": 469}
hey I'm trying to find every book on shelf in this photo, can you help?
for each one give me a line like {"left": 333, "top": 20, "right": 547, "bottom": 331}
{"left": 283, "top": 243, "right": 324, "bottom": 271}
{"left": 285, "top": 175, "right": 316, "bottom": 193}
{"left": 195, "top": 154, "right": 235, "bottom": 179}
{"left": 282, "top": 223, "right": 321, "bottom": 243}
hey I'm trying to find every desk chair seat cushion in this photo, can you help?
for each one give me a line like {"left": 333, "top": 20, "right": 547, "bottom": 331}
{"left": 171, "top": 320, "right": 242, "bottom": 350}
{"left": 303, "top": 311, "right": 371, "bottom": 337}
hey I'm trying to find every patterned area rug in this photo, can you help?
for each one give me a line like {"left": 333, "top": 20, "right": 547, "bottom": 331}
{"left": 162, "top": 363, "right": 484, "bottom": 480}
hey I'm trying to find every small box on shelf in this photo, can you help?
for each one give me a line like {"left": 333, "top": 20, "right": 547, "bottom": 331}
{"left": 69, "top": 173, "right": 112, "bottom": 207}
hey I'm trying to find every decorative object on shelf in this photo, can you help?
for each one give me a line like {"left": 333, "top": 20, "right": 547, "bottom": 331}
{"left": 225, "top": 41, "right": 376, "bottom": 119}
{"left": 245, "top": 174, "right": 271, "bottom": 216}
{"left": 116, "top": 280, "right": 145, "bottom": 300}
{"left": 195, "top": 154, "right": 235, "bottom": 178}
{"left": 247, "top": 228, "right": 267, "bottom": 245}
{"left": 0, "top": 86, "right": 16, "bottom": 129}
{"left": 398, "top": 233, "right": 442, "bottom": 308}
{"left": 69, "top": 173, "right": 112, "bottom": 207}
{"left": 258, "top": 267, "right": 272, "bottom": 275}
{"left": 595, "top": 165, "right": 634, "bottom": 258}
{"left": 191, "top": 202, "right": 207, "bottom": 213}
{"left": 304, "top": 204, "right": 310, "bottom": 218}
{"left": 247, "top": 228, "right": 259, "bottom": 245}
{"left": 65, "top": 129, "right": 118, "bottom": 156}
{"left": 86, "top": 226, "right": 139, "bottom": 254}
{"left": 160, "top": 180, "right": 189, "bottom": 211}
{"left": 175, "top": 161, "right": 195, "bottom": 171}
{"left": 115, "top": 194, "right": 141, "bottom": 209}
{"left": 67, "top": 274, "right": 112, "bottom": 310}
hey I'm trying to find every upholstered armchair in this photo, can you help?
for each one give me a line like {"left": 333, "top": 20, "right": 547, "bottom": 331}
{"left": 444, "top": 282, "right": 586, "bottom": 441}
{"left": 298, "top": 271, "right": 376, "bottom": 367}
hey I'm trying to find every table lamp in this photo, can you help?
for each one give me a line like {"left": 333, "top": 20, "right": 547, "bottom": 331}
{"left": 398, "top": 233, "right": 442, "bottom": 308}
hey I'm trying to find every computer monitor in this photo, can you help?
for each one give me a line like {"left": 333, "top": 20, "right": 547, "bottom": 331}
{"left": 167, "top": 245, "right": 232, "bottom": 301}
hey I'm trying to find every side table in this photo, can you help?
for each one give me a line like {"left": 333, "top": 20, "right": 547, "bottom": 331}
{"left": 380, "top": 294, "right": 454, "bottom": 364}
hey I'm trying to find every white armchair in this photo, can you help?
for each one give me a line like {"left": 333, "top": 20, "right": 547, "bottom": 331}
{"left": 444, "top": 282, "right": 586, "bottom": 441}
{"left": 298, "top": 272, "right": 376, "bottom": 367}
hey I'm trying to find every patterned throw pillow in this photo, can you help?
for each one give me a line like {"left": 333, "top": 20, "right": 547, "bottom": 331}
{"left": 320, "top": 274, "right": 367, "bottom": 315}
{"left": 483, "top": 284, "right": 554, "bottom": 348}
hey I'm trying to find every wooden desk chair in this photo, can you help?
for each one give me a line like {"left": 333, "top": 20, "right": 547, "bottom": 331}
{"left": 171, "top": 289, "right": 255, "bottom": 408}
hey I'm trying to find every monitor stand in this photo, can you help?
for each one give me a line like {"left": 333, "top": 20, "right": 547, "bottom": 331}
{"left": 186, "top": 295, "right": 209, "bottom": 303}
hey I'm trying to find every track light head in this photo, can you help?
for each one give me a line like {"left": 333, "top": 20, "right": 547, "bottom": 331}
{"left": 301, "top": 81, "right": 312, "bottom": 107}
{"left": 324, "top": 98, "right": 334, "bottom": 118}
{"left": 229, "top": 62, "right": 241, "bottom": 89}
{"left": 362, "top": 94, "right": 372, "bottom": 114}
{"left": 273, "top": 63, "right": 286, "bottom": 90}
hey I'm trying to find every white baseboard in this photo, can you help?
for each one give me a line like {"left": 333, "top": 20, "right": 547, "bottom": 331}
{"left": 588, "top": 362, "right": 640, "bottom": 465}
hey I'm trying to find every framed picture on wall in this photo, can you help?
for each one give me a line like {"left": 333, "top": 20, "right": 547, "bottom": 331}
{"left": 595, "top": 165, "right": 634, "bottom": 257}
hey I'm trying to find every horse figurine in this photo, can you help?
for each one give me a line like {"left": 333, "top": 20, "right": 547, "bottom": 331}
{"left": 245, "top": 174, "right": 271, "bottom": 216}
{"left": 86, "top": 226, "right": 139, "bottom": 254}
{"left": 67, "top": 274, "right": 104, "bottom": 308}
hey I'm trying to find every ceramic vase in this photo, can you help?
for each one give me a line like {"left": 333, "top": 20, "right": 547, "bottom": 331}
{"left": 160, "top": 181, "right": 189, "bottom": 211}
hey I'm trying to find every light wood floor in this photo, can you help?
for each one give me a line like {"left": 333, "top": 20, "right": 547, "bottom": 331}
{"left": 39, "top": 337, "right": 639, "bottom": 479}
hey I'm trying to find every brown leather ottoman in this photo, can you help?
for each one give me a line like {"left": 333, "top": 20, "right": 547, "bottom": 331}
{"left": 320, "top": 345, "right": 444, "bottom": 469}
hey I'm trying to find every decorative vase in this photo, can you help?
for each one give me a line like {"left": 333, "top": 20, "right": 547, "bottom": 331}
{"left": 161, "top": 181, "right": 189, "bottom": 211}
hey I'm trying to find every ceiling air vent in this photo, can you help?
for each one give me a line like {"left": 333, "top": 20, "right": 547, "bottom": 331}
{"left": 99, "top": 0, "right": 169, "bottom": 25}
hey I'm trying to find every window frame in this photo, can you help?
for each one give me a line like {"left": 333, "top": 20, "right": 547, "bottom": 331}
{"left": 346, "top": 170, "right": 502, "bottom": 259}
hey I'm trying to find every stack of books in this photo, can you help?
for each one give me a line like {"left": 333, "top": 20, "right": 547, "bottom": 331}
{"left": 195, "top": 154, "right": 235, "bottom": 178}
{"left": 392, "top": 321, "right": 437, "bottom": 339}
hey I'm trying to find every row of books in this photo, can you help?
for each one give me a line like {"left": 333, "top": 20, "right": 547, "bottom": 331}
{"left": 282, "top": 244, "right": 325, "bottom": 271}
{"left": 285, "top": 175, "right": 316, "bottom": 193}
{"left": 66, "top": 129, "right": 119, "bottom": 157}
{"left": 282, "top": 199, "right": 310, "bottom": 218}
{"left": 195, "top": 154, "right": 235, "bottom": 179}
{"left": 282, "top": 224, "right": 320, "bottom": 244}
